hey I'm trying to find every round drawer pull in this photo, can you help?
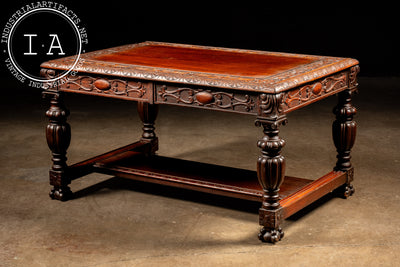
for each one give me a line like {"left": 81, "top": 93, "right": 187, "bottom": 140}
{"left": 94, "top": 79, "right": 111, "bottom": 90}
{"left": 195, "top": 91, "right": 214, "bottom": 104}
{"left": 312, "top": 82, "right": 323, "bottom": 95}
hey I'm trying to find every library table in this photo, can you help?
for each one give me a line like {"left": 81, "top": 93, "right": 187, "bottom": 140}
{"left": 40, "top": 41, "right": 359, "bottom": 243}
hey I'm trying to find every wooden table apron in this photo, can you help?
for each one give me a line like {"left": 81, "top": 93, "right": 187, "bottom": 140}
{"left": 39, "top": 41, "right": 359, "bottom": 243}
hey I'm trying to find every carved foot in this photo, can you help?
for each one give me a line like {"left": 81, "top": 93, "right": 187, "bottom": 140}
{"left": 258, "top": 227, "right": 284, "bottom": 243}
{"left": 49, "top": 186, "right": 72, "bottom": 201}
{"left": 343, "top": 184, "right": 355, "bottom": 198}
{"left": 334, "top": 184, "right": 355, "bottom": 199}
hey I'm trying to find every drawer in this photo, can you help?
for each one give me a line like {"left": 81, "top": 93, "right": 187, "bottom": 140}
{"left": 57, "top": 74, "right": 153, "bottom": 102}
{"left": 155, "top": 84, "right": 257, "bottom": 115}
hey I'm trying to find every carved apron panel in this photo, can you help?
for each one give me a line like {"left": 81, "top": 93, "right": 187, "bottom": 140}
{"left": 281, "top": 71, "right": 349, "bottom": 113}
{"left": 56, "top": 74, "right": 152, "bottom": 102}
{"left": 155, "top": 84, "right": 257, "bottom": 114}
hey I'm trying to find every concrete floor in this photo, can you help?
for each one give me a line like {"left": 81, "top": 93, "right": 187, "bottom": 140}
{"left": 1, "top": 77, "right": 399, "bottom": 266}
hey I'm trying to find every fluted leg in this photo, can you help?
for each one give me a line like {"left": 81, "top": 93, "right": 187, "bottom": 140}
{"left": 256, "top": 117, "right": 287, "bottom": 243}
{"left": 44, "top": 91, "right": 72, "bottom": 201}
{"left": 332, "top": 89, "right": 357, "bottom": 198}
{"left": 137, "top": 102, "right": 159, "bottom": 154}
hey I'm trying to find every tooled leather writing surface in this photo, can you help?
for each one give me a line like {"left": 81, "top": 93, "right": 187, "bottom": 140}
{"left": 93, "top": 44, "right": 315, "bottom": 77}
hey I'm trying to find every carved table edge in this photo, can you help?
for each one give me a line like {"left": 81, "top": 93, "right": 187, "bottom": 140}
{"left": 40, "top": 42, "right": 359, "bottom": 93}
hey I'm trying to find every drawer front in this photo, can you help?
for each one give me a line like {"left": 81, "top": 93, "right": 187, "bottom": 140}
{"left": 155, "top": 84, "right": 257, "bottom": 115}
{"left": 57, "top": 74, "right": 153, "bottom": 102}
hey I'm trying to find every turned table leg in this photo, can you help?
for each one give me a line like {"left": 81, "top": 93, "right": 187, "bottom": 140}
{"left": 137, "top": 102, "right": 159, "bottom": 154}
{"left": 332, "top": 89, "right": 357, "bottom": 198}
{"left": 43, "top": 91, "right": 72, "bottom": 201}
{"left": 256, "top": 117, "right": 287, "bottom": 243}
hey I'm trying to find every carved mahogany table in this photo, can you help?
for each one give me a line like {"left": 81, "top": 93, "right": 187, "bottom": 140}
{"left": 40, "top": 41, "right": 359, "bottom": 243}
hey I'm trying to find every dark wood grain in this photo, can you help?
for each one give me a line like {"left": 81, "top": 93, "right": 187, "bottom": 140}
{"left": 68, "top": 141, "right": 152, "bottom": 180}
{"left": 280, "top": 171, "right": 347, "bottom": 218}
{"left": 38, "top": 41, "right": 359, "bottom": 243}
{"left": 92, "top": 151, "right": 312, "bottom": 202}
{"left": 72, "top": 145, "right": 348, "bottom": 221}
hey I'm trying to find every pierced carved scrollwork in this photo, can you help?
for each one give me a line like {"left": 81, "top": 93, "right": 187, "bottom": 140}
{"left": 282, "top": 71, "right": 348, "bottom": 111}
{"left": 60, "top": 75, "right": 148, "bottom": 99}
{"left": 156, "top": 85, "right": 256, "bottom": 114}
{"left": 158, "top": 87, "right": 195, "bottom": 104}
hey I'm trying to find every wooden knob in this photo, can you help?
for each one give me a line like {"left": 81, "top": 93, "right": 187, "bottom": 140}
{"left": 195, "top": 91, "right": 214, "bottom": 104}
{"left": 94, "top": 79, "right": 111, "bottom": 90}
{"left": 312, "top": 82, "right": 322, "bottom": 95}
